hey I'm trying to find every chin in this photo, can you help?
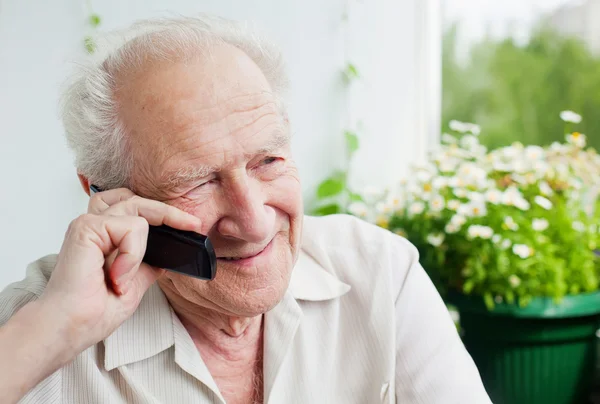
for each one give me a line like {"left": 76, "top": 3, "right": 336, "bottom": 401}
{"left": 230, "top": 284, "right": 289, "bottom": 317}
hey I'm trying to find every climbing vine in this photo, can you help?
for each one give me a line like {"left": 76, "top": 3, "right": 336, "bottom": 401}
{"left": 83, "top": 0, "right": 101, "bottom": 53}
{"left": 312, "top": 1, "right": 364, "bottom": 215}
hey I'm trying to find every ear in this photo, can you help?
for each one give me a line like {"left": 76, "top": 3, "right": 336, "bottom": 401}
{"left": 77, "top": 173, "right": 91, "bottom": 196}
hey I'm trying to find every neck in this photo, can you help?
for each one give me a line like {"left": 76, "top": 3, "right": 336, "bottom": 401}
{"left": 159, "top": 282, "right": 264, "bottom": 402}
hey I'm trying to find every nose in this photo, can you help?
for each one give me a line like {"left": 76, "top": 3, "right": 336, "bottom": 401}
{"left": 216, "top": 176, "right": 275, "bottom": 243}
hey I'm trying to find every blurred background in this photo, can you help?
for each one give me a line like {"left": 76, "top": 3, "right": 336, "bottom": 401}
{"left": 443, "top": 0, "right": 600, "bottom": 150}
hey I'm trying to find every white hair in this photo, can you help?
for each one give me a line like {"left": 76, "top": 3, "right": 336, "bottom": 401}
{"left": 60, "top": 14, "right": 289, "bottom": 190}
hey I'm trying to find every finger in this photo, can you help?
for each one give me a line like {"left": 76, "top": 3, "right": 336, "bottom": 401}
{"left": 102, "top": 197, "right": 202, "bottom": 232}
{"left": 123, "top": 263, "right": 165, "bottom": 296}
{"left": 88, "top": 188, "right": 136, "bottom": 214}
{"left": 103, "top": 217, "right": 149, "bottom": 293}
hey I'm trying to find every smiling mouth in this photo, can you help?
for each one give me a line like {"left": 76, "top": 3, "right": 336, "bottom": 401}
{"left": 217, "top": 241, "right": 271, "bottom": 261}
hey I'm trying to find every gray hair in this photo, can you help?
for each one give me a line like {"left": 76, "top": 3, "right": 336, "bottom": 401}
{"left": 60, "top": 14, "right": 289, "bottom": 190}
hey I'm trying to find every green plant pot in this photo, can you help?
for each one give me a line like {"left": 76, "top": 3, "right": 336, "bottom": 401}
{"left": 449, "top": 291, "right": 600, "bottom": 404}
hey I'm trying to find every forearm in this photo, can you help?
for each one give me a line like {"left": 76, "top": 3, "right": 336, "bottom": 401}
{"left": 0, "top": 300, "right": 74, "bottom": 403}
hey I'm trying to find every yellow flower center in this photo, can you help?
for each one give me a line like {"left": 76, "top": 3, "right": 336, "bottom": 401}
{"left": 376, "top": 217, "right": 389, "bottom": 229}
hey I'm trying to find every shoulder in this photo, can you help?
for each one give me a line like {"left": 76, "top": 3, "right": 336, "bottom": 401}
{"left": 301, "top": 214, "right": 420, "bottom": 292}
{"left": 0, "top": 255, "right": 56, "bottom": 326}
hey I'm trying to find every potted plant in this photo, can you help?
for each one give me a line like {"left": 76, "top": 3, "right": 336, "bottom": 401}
{"left": 315, "top": 112, "right": 600, "bottom": 404}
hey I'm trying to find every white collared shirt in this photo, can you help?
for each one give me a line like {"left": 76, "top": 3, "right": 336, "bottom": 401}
{"left": 0, "top": 214, "right": 491, "bottom": 403}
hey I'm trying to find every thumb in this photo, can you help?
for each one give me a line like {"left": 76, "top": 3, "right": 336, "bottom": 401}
{"left": 123, "top": 263, "right": 165, "bottom": 296}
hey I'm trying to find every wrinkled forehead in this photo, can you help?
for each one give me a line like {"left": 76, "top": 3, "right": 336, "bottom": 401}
{"left": 114, "top": 44, "right": 288, "bottom": 179}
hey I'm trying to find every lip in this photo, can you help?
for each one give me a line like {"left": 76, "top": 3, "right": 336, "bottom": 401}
{"left": 216, "top": 238, "right": 274, "bottom": 268}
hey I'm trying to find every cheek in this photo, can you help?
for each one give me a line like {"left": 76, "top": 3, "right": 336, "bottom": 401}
{"left": 168, "top": 198, "right": 220, "bottom": 236}
{"left": 264, "top": 172, "right": 303, "bottom": 220}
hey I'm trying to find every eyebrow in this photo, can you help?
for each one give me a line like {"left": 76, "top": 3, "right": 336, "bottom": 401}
{"left": 161, "top": 129, "right": 290, "bottom": 189}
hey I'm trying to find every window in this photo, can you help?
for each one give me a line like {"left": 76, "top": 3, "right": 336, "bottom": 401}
{"left": 442, "top": 0, "right": 600, "bottom": 149}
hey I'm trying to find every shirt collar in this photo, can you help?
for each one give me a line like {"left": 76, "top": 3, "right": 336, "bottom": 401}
{"left": 103, "top": 248, "right": 350, "bottom": 371}
{"left": 103, "top": 283, "right": 174, "bottom": 371}
{"left": 288, "top": 249, "right": 351, "bottom": 301}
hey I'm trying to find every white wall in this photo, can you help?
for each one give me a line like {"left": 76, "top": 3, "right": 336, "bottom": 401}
{"left": 0, "top": 0, "right": 440, "bottom": 289}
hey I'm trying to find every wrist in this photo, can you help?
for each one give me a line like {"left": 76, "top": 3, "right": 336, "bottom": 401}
{"left": 20, "top": 299, "right": 80, "bottom": 367}
{"left": 0, "top": 299, "right": 78, "bottom": 402}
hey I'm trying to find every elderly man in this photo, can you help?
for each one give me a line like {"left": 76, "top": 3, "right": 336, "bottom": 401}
{"left": 0, "top": 15, "right": 490, "bottom": 404}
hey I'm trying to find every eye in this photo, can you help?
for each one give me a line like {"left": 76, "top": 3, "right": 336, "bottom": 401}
{"left": 261, "top": 157, "right": 279, "bottom": 165}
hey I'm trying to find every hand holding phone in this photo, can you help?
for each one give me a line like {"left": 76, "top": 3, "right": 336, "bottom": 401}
{"left": 89, "top": 185, "right": 217, "bottom": 280}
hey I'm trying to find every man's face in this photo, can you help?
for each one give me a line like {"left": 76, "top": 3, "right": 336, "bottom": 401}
{"left": 116, "top": 45, "right": 303, "bottom": 317}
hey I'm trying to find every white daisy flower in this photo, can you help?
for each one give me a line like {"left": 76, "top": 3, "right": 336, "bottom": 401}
{"left": 375, "top": 202, "right": 392, "bottom": 215}
{"left": 502, "top": 187, "right": 522, "bottom": 206}
{"left": 426, "top": 233, "right": 445, "bottom": 247}
{"left": 467, "top": 225, "right": 494, "bottom": 240}
{"left": 509, "top": 275, "right": 522, "bottom": 288}
{"left": 449, "top": 120, "right": 480, "bottom": 135}
{"left": 447, "top": 200, "right": 461, "bottom": 211}
{"left": 450, "top": 214, "right": 467, "bottom": 227}
{"left": 560, "top": 110, "right": 582, "bottom": 124}
{"left": 459, "top": 201, "right": 487, "bottom": 218}
{"left": 445, "top": 222, "right": 460, "bottom": 234}
{"left": 524, "top": 145, "right": 545, "bottom": 160}
{"left": 361, "top": 186, "right": 384, "bottom": 203}
{"left": 409, "top": 201, "right": 425, "bottom": 215}
{"left": 348, "top": 202, "right": 369, "bottom": 218}
{"left": 386, "top": 194, "right": 404, "bottom": 210}
{"left": 539, "top": 181, "right": 554, "bottom": 197}
{"left": 566, "top": 132, "right": 587, "bottom": 148}
{"left": 460, "top": 135, "right": 479, "bottom": 150}
{"left": 453, "top": 188, "right": 468, "bottom": 198}
{"left": 513, "top": 244, "right": 534, "bottom": 259}
{"left": 441, "top": 133, "right": 457, "bottom": 144}
{"left": 429, "top": 195, "right": 445, "bottom": 212}
{"left": 501, "top": 239, "right": 512, "bottom": 250}
{"left": 514, "top": 198, "right": 531, "bottom": 211}
{"left": 504, "top": 216, "right": 519, "bottom": 231}
{"left": 485, "top": 189, "right": 503, "bottom": 205}
{"left": 448, "top": 176, "right": 466, "bottom": 188}
{"left": 532, "top": 218, "right": 549, "bottom": 231}
{"left": 534, "top": 196, "right": 553, "bottom": 210}
{"left": 449, "top": 120, "right": 468, "bottom": 133}
{"left": 432, "top": 177, "right": 448, "bottom": 189}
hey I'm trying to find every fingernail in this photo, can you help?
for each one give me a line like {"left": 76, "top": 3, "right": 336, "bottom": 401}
{"left": 120, "top": 280, "right": 132, "bottom": 295}
{"left": 116, "top": 271, "right": 132, "bottom": 286}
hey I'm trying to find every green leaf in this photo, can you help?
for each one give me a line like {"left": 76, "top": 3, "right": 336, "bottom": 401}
{"left": 349, "top": 192, "right": 364, "bottom": 202}
{"left": 346, "top": 63, "right": 359, "bottom": 78}
{"left": 342, "top": 63, "right": 360, "bottom": 83}
{"left": 505, "top": 290, "right": 515, "bottom": 304}
{"left": 345, "top": 131, "right": 359, "bottom": 155}
{"left": 89, "top": 14, "right": 102, "bottom": 27}
{"left": 316, "top": 177, "right": 346, "bottom": 199}
{"left": 313, "top": 204, "right": 341, "bottom": 216}
{"left": 462, "top": 280, "right": 475, "bottom": 294}
{"left": 483, "top": 293, "right": 495, "bottom": 310}
{"left": 84, "top": 36, "right": 96, "bottom": 54}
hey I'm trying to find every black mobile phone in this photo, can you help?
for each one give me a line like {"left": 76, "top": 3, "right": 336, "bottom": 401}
{"left": 89, "top": 185, "right": 217, "bottom": 280}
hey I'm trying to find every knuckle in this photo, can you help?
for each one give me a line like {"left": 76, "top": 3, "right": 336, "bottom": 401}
{"left": 66, "top": 214, "right": 97, "bottom": 241}
{"left": 116, "top": 187, "right": 135, "bottom": 196}
{"left": 87, "top": 193, "right": 104, "bottom": 211}
{"left": 72, "top": 213, "right": 95, "bottom": 228}
{"left": 128, "top": 195, "right": 143, "bottom": 203}
{"left": 132, "top": 216, "right": 149, "bottom": 232}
